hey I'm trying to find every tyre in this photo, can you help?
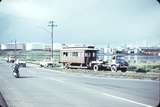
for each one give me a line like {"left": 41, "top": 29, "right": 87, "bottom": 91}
{"left": 13, "top": 72, "right": 19, "bottom": 78}
{"left": 16, "top": 72, "right": 20, "bottom": 78}
{"left": 48, "top": 64, "right": 53, "bottom": 68}
{"left": 64, "top": 63, "right": 69, "bottom": 69}
{"left": 11, "top": 60, "right": 14, "bottom": 63}
{"left": 121, "top": 69, "right": 127, "bottom": 72}
{"left": 93, "top": 65, "right": 99, "bottom": 71}
{"left": 111, "top": 66, "right": 117, "bottom": 72}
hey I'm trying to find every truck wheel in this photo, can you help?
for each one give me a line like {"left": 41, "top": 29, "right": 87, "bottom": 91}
{"left": 111, "top": 66, "right": 117, "bottom": 72}
{"left": 121, "top": 69, "right": 127, "bottom": 72}
{"left": 93, "top": 65, "right": 99, "bottom": 71}
{"left": 64, "top": 63, "right": 69, "bottom": 69}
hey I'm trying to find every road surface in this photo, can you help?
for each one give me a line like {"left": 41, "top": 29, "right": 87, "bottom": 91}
{"left": 0, "top": 60, "right": 159, "bottom": 107}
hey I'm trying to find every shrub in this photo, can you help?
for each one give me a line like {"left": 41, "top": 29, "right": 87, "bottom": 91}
{"left": 136, "top": 68, "right": 146, "bottom": 73}
{"left": 128, "top": 66, "right": 137, "bottom": 71}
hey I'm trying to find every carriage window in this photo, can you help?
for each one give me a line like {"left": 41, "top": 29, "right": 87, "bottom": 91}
{"left": 72, "top": 52, "right": 78, "bottom": 57}
{"left": 85, "top": 53, "right": 88, "bottom": 57}
{"left": 63, "top": 52, "right": 68, "bottom": 56}
{"left": 78, "top": 53, "right": 82, "bottom": 57}
{"left": 85, "top": 52, "right": 91, "bottom": 57}
{"left": 88, "top": 53, "right": 91, "bottom": 57}
{"left": 93, "top": 52, "right": 96, "bottom": 57}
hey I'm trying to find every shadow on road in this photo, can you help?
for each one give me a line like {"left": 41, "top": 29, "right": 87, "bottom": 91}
{"left": 157, "top": 102, "right": 160, "bottom": 107}
{"left": 18, "top": 76, "right": 35, "bottom": 79}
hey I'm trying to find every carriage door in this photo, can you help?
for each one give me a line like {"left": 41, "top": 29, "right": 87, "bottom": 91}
{"left": 85, "top": 50, "right": 95, "bottom": 66}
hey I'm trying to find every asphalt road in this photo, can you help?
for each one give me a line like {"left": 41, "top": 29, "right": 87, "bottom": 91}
{"left": 0, "top": 61, "right": 159, "bottom": 107}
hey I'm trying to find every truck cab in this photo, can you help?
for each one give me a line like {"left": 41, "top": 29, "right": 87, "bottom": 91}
{"left": 110, "top": 55, "right": 129, "bottom": 72}
{"left": 89, "top": 55, "right": 128, "bottom": 72}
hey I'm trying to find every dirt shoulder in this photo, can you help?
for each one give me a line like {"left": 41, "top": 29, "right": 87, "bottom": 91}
{"left": 47, "top": 67, "right": 160, "bottom": 80}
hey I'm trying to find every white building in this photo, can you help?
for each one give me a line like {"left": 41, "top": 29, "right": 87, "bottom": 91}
{"left": 0, "top": 43, "right": 25, "bottom": 50}
{"left": 0, "top": 44, "right": 6, "bottom": 50}
{"left": 104, "top": 47, "right": 115, "bottom": 54}
{"left": 26, "top": 43, "right": 45, "bottom": 51}
{"left": 26, "top": 43, "right": 63, "bottom": 51}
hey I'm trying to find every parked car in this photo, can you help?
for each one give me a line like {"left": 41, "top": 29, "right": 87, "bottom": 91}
{"left": 15, "top": 59, "right": 26, "bottom": 67}
{"left": 7, "top": 56, "right": 16, "bottom": 63}
{"left": 40, "top": 59, "right": 54, "bottom": 67}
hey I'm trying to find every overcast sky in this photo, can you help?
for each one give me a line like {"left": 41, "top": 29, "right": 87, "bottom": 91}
{"left": 0, "top": 0, "right": 160, "bottom": 47}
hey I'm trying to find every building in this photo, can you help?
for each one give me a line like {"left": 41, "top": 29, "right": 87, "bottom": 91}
{"left": 0, "top": 43, "right": 25, "bottom": 51}
{"left": 26, "top": 43, "right": 63, "bottom": 51}
{"left": 140, "top": 47, "right": 160, "bottom": 56}
{"left": 104, "top": 47, "right": 116, "bottom": 55}
{"left": 26, "top": 43, "right": 45, "bottom": 51}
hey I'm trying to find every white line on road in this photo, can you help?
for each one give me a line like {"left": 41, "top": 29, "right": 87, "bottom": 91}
{"left": 102, "top": 93, "right": 153, "bottom": 107}
{"left": 34, "top": 66, "right": 156, "bottom": 107}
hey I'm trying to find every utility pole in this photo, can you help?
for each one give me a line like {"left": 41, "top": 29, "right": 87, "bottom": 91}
{"left": 48, "top": 21, "right": 57, "bottom": 60}
{"left": 14, "top": 40, "right": 17, "bottom": 59}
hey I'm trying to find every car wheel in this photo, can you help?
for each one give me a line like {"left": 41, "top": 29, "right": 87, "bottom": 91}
{"left": 48, "top": 64, "right": 53, "bottom": 68}
{"left": 111, "top": 66, "right": 117, "bottom": 72}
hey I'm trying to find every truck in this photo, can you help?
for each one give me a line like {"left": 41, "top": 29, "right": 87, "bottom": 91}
{"left": 59, "top": 46, "right": 128, "bottom": 72}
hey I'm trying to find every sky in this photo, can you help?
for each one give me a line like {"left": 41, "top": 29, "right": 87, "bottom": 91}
{"left": 0, "top": 0, "right": 160, "bottom": 47}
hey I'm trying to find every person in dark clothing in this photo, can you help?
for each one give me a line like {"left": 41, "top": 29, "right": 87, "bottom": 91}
{"left": 13, "top": 63, "right": 20, "bottom": 78}
{"left": 13, "top": 63, "right": 20, "bottom": 73}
